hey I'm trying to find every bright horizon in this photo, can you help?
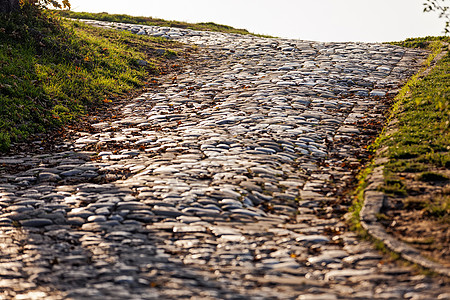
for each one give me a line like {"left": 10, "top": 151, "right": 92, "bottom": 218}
{"left": 68, "top": 0, "right": 446, "bottom": 42}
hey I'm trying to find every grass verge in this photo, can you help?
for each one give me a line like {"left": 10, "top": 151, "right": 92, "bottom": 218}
{"left": 54, "top": 10, "right": 274, "bottom": 38}
{"left": 348, "top": 36, "right": 449, "bottom": 270}
{"left": 0, "top": 8, "right": 181, "bottom": 151}
{"left": 381, "top": 38, "right": 449, "bottom": 215}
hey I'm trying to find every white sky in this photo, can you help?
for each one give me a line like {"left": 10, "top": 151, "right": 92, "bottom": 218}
{"left": 68, "top": 0, "right": 446, "bottom": 42}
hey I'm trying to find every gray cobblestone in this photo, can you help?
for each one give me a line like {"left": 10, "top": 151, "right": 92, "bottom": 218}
{"left": 0, "top": 19, "right": 448, "bottom": 299}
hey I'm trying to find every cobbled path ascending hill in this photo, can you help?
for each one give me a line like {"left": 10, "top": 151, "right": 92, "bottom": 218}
{"left": 0, "top": 20, "right": 449, "bottom": 299}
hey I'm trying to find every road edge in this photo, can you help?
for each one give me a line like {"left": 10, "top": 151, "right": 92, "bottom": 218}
{"left": 359, "top": 43, "right": 450, "bottom": 277}
{"left": 360, "top": 161, "right": 450, "bottom": 277}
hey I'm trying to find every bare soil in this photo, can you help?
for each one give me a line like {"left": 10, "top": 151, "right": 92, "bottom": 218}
{"left": 380, "top": 170, "right": 450, "bottom": 268}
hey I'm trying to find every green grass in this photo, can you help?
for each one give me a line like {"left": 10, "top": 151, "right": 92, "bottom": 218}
{"left": 0, "top": 8, "right": 179, "bottom": 151}
{"left": 348, "top": 163, "right": 375, "bottom": 233}
{"left": 379, "top": 37, "right": 450, "bottom": 220}
{"left": 381, "top": 176, "right": 408, "bottom": 196}
{"left": 426, "top": 195, "right": 450, "bottom": 220}
{"left": 54, "top": 10, "right": 274, "bottom": 38}
{"left": 381, "top": 39, "right": 450, "bottom": 195}
{"left": 390, "top": 36, "right": 450, "bottom": 49}
{"left": 347, "top": 36, "right": 449, "bottom": 268}
{"left": 347, "top": 36, "right": 449, "bottom": 228}
{"left": 387, "top": 160, "right": 427, "bottom": 173}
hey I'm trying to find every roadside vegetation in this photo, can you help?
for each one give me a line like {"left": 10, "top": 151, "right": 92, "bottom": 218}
{"left": 382, "top": 37, "right": 449, "bottom": 211}
{"left": 0, "top": 7, "right": 182, "bottom": 151}
{"left": 349, "top": 36, "right": 450, "bottom": 267}
{"left": 55, "top": 10, "right": 274, "bottom": 38}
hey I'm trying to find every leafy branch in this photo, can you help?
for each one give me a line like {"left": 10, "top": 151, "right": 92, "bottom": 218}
{"left": 20, "top": 0, "right": 70, "bottom": 10}
{"left": 424, "top": 0, "right": 450, "bottom": 34}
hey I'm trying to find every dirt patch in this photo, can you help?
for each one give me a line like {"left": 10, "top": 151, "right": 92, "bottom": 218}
{"left": 379, "top": 170, "right": 450, "bottom": 268}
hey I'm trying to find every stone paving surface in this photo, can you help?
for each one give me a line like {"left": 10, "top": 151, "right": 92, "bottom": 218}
{"left": 1, "top": 20, "right": 449, "bottom": 299}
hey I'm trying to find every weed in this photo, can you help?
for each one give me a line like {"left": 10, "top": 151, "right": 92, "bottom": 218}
{"left": 163, "top": 49, "right": 178, "bottom": 58}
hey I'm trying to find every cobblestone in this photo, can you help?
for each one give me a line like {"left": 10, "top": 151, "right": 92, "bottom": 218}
{"left": 0, "top": 19, "right": 448, "bottom": 299}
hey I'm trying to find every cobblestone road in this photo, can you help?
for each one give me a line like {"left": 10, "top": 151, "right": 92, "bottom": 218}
{"left": 0, "top": 20, "right": 449, "bottom": 299}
